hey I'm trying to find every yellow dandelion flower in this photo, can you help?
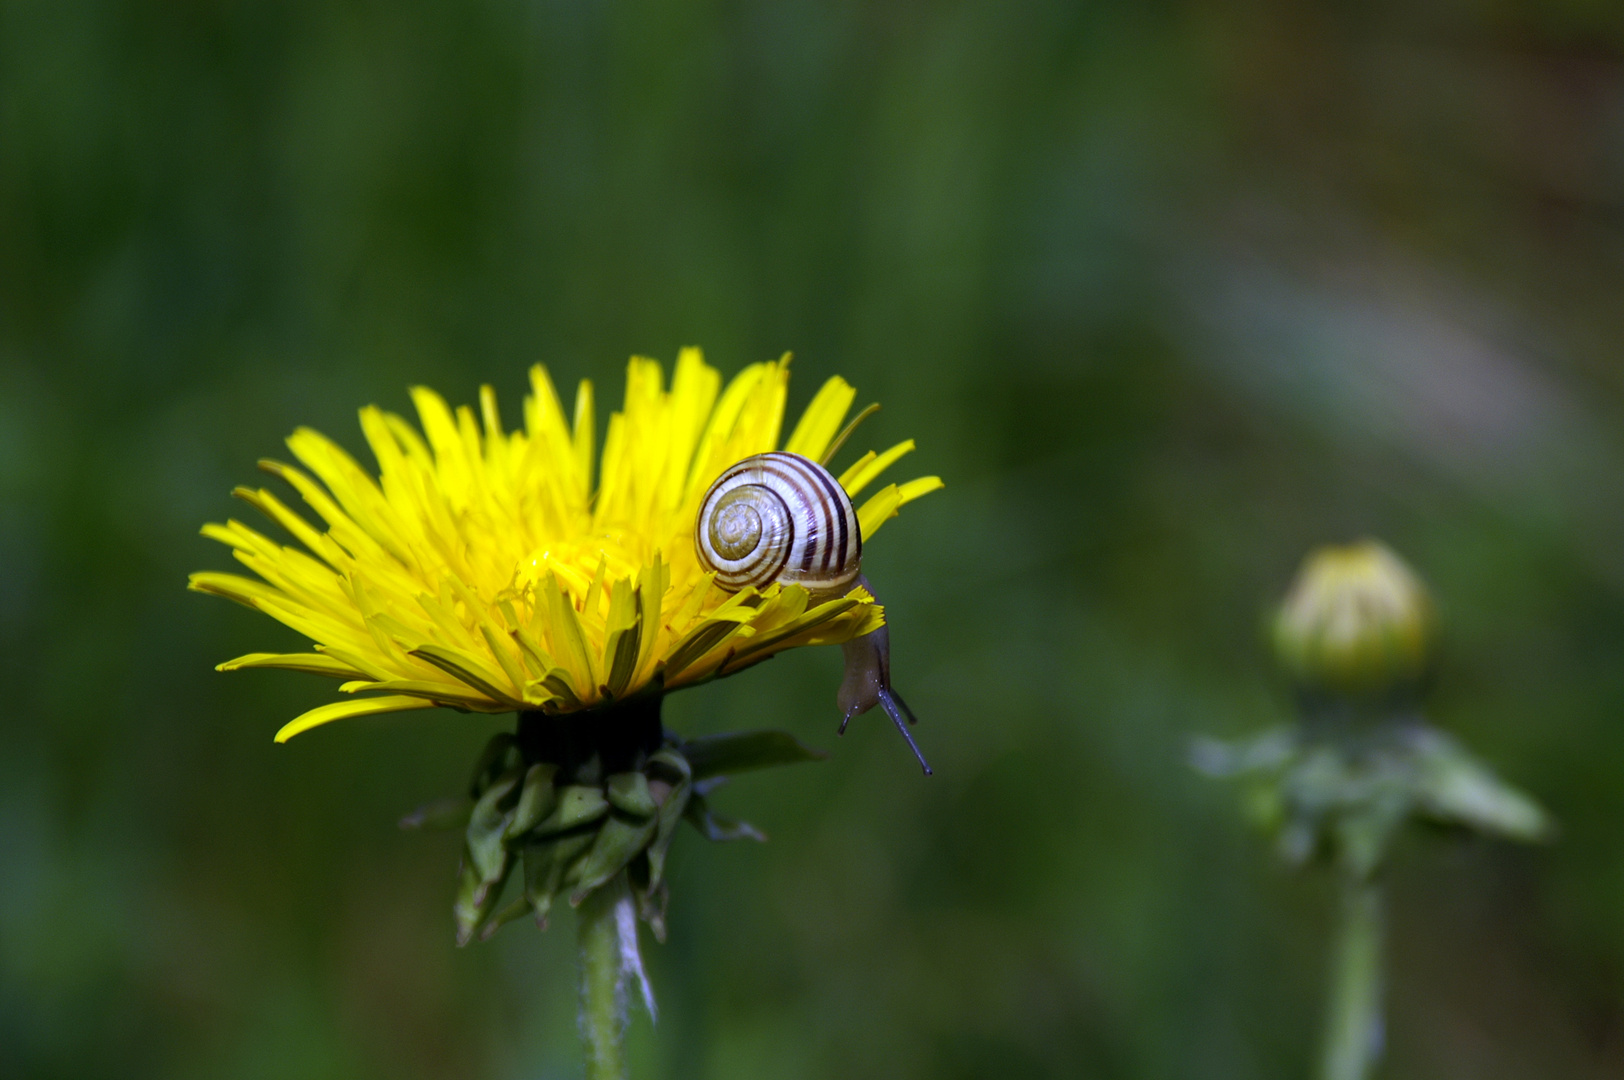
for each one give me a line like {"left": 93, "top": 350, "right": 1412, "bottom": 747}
{"left": 190, "top": 348, "right": 942, "bottom": 743}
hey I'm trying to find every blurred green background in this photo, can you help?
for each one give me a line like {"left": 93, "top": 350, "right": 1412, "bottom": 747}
{"left": 4, "top": 1, "right": 1624, "bottom": 1077}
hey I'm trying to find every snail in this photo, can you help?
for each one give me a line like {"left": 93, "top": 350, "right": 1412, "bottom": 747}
{"left": 695, "top": 451, "right": 932, "bottom": 774}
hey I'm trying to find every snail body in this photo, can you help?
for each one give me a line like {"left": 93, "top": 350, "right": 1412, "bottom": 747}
{"left": 695, "top": 451, "right": 932, "bottom": 775}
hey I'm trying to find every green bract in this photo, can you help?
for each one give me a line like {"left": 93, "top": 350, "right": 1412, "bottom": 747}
{"left": 400, "top": 702, "right": 828, "bottom": 945}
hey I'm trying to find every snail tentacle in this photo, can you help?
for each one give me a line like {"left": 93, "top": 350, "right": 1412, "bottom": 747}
{"left": 877, "top": 689, "right": 932, "bottom": 775}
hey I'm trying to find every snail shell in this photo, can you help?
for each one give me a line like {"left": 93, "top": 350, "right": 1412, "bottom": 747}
{"left": 695, "top": 451, "right": 862, "bottom": 593}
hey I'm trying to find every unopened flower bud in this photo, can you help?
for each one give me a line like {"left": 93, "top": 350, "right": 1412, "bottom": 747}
{"left": 1272, "top": 540, "right": 1434, "bottom": 700}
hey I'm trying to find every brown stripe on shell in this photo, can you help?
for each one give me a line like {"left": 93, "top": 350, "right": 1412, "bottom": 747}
{"left": 758, "top": 454, "right": 831, "bottom": 575}
{"left": 798, "top": 451, "right": 853, "bottom": 574}
{"left": 768, "top": 452, "right": 852, "bottom": 577}
{"left": 757, "top": 452, "right": 858, "bottom": 589}
{"left": 766, "top": 451, "right": 855, "bottom": 578}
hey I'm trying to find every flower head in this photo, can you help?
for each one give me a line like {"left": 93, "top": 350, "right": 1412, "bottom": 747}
{"left": 1272, "top": 539, "right": 1434, "bottom": 700}
{"left": 191, "top": 349, "right": 941, "bottom": 741}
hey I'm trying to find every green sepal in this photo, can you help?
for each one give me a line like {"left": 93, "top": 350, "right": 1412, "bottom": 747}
{"left": 646, "top": 746, "right": 690, "bottom": 784}
{"left": 1332, "top": 795, "right": 1409, "bottom": 880}
{"left": 522, "top": 831, "right": 597, "bottom": 930}
{"left": 1278, "top": 744, "right": 1352, "bottom": 821}
{"left": 454, "top": 856, "right": 512, "bottom": 946}
{"left": 684, "top": 793, "right": 767, "bottom": 842}
{"left": 1277, "top": 816, "right": 1317, "bottom": 866}
{"left": 399, "top": 796, "right": 473, "bottom": 831}
{"left": 679, "top": 730, "right": 828, "bottom": 780}
{"left": 531, "top": 784, "right": 609, "bottom": 838}
{"left": 629, "top": 854, "right": 670, "bottom": 943}
{"left": 466, "top": 770, "right": 522, "bottom": 889}
{"left": 479, "top": 893, "right": 534, "bottom": 941}
{"left": 607, "top": 771, "right": 657, "bottom": 818}
{"left": 569, "top": 814, "right": 658, "bottom": 904}
{"left": 504, "top": 763, "right": 560, "bottom": 841}
{"left": 1413, "top": 732, "right": 1551, "bottom": 842}
{"left": 1189, "top": 728, "right": 1296, "bottom": 778}
{"left": 573, "top": 752, "right": 604, "bottom": 787}
{"left": 467, "top": 733, "right": 520, "bottom": 798}
{"left": 644, "top": 749, "right": 693, "bottom": 891}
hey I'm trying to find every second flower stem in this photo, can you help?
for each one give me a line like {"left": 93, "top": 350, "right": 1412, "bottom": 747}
{"left": 1320, "top": 871, "right": 1385, "bottom": 1080}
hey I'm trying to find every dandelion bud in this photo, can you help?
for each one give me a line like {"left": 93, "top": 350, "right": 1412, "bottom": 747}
{"left": 1272, "top": 541, "right": 1434, "bottom": 700}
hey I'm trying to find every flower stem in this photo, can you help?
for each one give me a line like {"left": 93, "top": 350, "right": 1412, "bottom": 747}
{"left": 578, "top": 878, "right": 630, "bottom": 1080}
{"left": 1320, "top": 872, "right": 1385, "bottom": 1080}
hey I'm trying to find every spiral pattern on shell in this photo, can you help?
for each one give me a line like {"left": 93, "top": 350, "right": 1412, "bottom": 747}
{"left": 695, "top": 451, "right": 863, "bottom": 593}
